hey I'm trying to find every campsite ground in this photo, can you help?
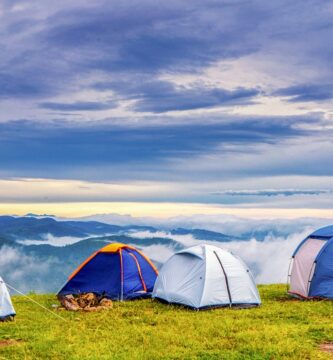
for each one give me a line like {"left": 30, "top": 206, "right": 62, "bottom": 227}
{"left": 0, "top": 284, "right": 333, "bottom": 359}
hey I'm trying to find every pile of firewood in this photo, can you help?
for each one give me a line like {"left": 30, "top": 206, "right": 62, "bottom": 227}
{"left": 57, "top": 293, "right": 113, "bottom": 312}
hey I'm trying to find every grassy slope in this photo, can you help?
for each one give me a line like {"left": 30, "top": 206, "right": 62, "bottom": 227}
{"left": 0, "top": 285, "right": 333, "bottom": 359}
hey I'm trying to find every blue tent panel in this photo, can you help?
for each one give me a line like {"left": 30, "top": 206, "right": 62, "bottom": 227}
{"left": 122, "top": 250, "right": 146, "bottom": 296}
{"left": 311, "top": 225, "right": 333, "bottom": 238}
{"left": 126, "top": 248, "right": 157, "bottom": 291}
{"left": 309, "top": 239, "right": 333, "bottom": 298}
{"left": 59, "top": 253, "right": 121, "bottom": 298}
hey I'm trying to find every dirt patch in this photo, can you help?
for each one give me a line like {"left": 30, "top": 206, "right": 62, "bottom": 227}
{"left": 0, "top": 339, "right": 23, "bottom": 347}
{"left": 320, "top": 342, "right": 333, "bottom": 354}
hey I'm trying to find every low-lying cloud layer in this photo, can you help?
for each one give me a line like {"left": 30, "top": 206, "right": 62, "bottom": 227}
{"left": 17, "top": 234, "right": 86, "bottom": 247}
{"left": 0, "top": 246, "right": 63, "bottom": 293}
{"left": 128, "top": 228, "right": 313, "bottom": 283}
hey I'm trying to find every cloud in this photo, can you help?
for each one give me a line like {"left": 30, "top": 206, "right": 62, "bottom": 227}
{"left": 39, "top": 100, "right": 117, "bottom": 111}
{"left": 129, "top": 230, "right": 196, "bottom": 247}
{"left": 0, "top": 0, "right": 260, "bottom": 107}
{"left": 128, "top": 226, "right": 316, "bottom": 284}
{"left": 17, "top": 234, "right": 85, "bottom": 247}
{"left": 274, "top": 84, "right": 333, "bottom": 102}
{"left": 1, "top": 0, "right": 332, "bottom": 120}
{"left": 95, "top": 79, "right": 260, "bottom": 113}
{"left": 0, "top": 116, "right": 314, "bottom": 181}
{"left": 212, "top": 189, "right": 331, "bottom": 197}
{"left": 0, "top": 73, "right": 51, "bottom": 99}
{"left": 85, "top": 213, "right": 331, "bottom": 239}
{"left": 0, "top": 245, "right": 63, "bottom": 293}
{"left": 138, "top": 244, "right": 175, "bottom": 265}
{"left": 221, "top": 230, "right": 311, "bottom": 283}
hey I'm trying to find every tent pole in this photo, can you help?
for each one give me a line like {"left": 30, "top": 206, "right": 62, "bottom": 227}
{"left": 286, "top": 257, "right": 294, "bottom": 292}
{"left": 119, "top": 249, "right": 124, "bottom": 301}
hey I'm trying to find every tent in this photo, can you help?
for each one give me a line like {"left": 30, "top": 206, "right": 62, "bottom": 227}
{"left": 0, "top": 277, "right": 16, "bottom": 320}
{"left": 152, "top": 244, "right": 260, "bottom": 309}
{"left": 288, "top": 225, "right": 333, "bottom": 299}
{"left": 58, "top": 243, "right": 158, "bottom": 300}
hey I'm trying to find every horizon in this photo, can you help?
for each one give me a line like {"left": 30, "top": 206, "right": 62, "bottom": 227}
{"left": 1, "top": 203, "right": 333, "bottom": 219}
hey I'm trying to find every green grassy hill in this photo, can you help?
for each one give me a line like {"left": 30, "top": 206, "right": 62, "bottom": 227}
{"left": 1, "top": 285, "right": 333, "bottom": 359}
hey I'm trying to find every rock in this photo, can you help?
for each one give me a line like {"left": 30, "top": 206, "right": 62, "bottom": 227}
{"left": 77, "top": 293, "right": 98, "bottom": 308}
{"left": 57, "top": 295, "right": 80, "bottom": 312}
{"left": 99, "top": 298, "right": 113, "bottom": 308}
{"left": 58, "top": 293, "right": 114, "bottom": 312}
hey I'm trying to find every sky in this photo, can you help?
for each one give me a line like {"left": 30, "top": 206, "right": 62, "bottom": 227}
{"left": 1, "top": 0, "right": 333, "bottom": 217}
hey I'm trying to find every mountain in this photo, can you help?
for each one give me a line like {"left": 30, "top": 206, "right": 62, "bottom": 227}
{"left": 0, "top": 215, "right": 242, "bottom": 293}
{"left": 0, "top": 215, "right": 237, "bottom": 242}
{"left": 0, "top": 216, "right": 131, "bottom": 240}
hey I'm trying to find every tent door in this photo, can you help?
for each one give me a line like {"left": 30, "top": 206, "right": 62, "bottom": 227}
{"left": 213, "top": 251, "right": 232, "bottom": 306}
{"left": 128, "top": 253, "right": 147, "bottom": 292}
{"left": 289, "top": 238, "right": 326, "bottom": 297}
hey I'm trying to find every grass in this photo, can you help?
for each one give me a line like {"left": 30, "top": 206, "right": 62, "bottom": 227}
{"left": 1, "top": 284, "right": 333, "bottom": 359}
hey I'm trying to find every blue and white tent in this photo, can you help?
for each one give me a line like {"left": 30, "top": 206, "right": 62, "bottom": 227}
{"left": 289, "top": 225, "right": 333, "bottom": 299}
{"left": 153, "top": 244, "right": 261, "bottom": 309}
{"left": 0, "top": 277, "right": 16, "bottom": 320}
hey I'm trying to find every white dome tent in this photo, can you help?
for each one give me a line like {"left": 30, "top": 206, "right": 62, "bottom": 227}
{"left": 0, "top": 277, "right": 16, "bottom": 321}
{"left": 152, "top": 244, "right": 261, "bottom": 309}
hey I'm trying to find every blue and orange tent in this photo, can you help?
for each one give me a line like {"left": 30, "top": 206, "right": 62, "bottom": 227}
{"left": 58, "top": 243, "right": 158, "bottom": 300}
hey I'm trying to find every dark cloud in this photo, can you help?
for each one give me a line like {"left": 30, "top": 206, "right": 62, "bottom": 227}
{"left": 0, "top": 73, "right": 50, "bottom": 98}
{"left": 43, "top": 1, "right": 259, "bottom": 73}
{"left": 274, "top": 84, "right": 333, "bottom": 102}
{"left": 0, "top": 115, "right": 315, "bottom": 180}
{"left": 0, "top": 1, "right": 267, "bottom": 102}
{"left": 95, "top": 79, "right": 260, "bottom": 112}
{"left": 39, "top": 100, "right": 117, "bottom": 111}
{"left": 212, "top": 189, "right": 331, "bottom": 197}
{"left": 0, "top": 0, "right": 332, "bottom": 110}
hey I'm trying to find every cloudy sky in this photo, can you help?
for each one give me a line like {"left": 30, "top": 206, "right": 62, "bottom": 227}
{"left": 1, "top": 0, "right": 333, "bottom": 217}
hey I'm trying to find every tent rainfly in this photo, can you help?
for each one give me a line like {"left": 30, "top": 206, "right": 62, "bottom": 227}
{"left": 289, "top": 225, "right": 333, "bottom": 299}
{"left": 58, "top": 243, "right": 158, "bottom": 300}
{"left": 0, "top": 277, "right": 16, "bottom": 321}
{"left": 152, "top": 244, "right": 261, "bottom": 309}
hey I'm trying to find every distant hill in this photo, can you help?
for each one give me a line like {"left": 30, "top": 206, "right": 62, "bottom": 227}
{"left": 0, "top": 215, "right": 242, "bottom": 293}
{"left": 0, "top": 215, "right": 237, "bottom": 242}
{"left": 0, "top": 216, "right": 137, "bottom": 240}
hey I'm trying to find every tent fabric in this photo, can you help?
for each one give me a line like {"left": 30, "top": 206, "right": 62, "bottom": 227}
{"left": 311, "top": 225, "right": 333, "bottom": 238}
{"left": 152, "top": 244, "right": 261, "bottom": 309}
{"left": 289, "top": 238, "right": 326, "bottom": 297}
{"left": 58, "top": 243, "right": 158, "bottom": 300}
{"left": 309, "top": 239, "right": 333, "bottom": 298}
{"left": 289, "top": 226, "right": 333, "bottom": 299}
{"left": 0, "top": 277, "right": 16, "bottom": 319}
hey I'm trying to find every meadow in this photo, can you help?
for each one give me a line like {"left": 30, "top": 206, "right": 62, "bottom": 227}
{"left": 0, "top": 284, "right": 333, "bottom": 359}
